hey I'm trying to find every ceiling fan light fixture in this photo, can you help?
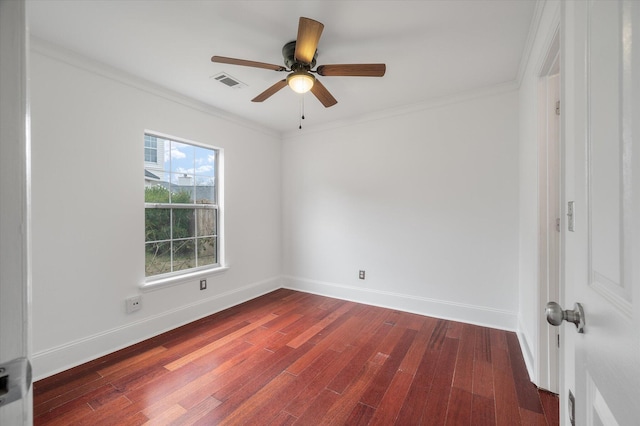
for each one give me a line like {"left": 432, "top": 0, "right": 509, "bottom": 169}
{"left": 287, "top": 71, "right": 315, "bottom": 94}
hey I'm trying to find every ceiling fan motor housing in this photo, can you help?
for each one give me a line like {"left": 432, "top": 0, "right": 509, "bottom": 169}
{"left": 282, "top": 40, "right": 317, "bottom": 70}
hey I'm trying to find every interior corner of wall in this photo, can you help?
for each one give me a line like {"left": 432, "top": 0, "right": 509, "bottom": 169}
{"left": 517, "top": 319, "right": 537, "bottom": 384}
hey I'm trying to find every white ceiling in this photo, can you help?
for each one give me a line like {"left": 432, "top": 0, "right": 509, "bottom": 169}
{"left": 28, "top": 0, "right": 537, "bottom": 134}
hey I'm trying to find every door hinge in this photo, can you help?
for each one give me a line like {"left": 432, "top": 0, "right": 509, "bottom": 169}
{"left": 0, "top": 358, "right": 32, "bottom": 407}
{"left": 556, "top": 218, "right": 561, "bottom": 232}
{"left": 555, "top": 100, "right": 560, "bottom": 115}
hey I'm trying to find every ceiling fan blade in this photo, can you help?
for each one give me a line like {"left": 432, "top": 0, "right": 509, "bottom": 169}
{"left": 316, "top": 64, "right": 386, "bottom": 77}
{"left": 211, "top": 56, "right": 286, "bottom": 72}
{"left": 310, "top": 79, "right": 337, "bottom": 108}
{"left": 251, "top": 79, "right": 288, "bottom": 102}
{"left": 295, "top": 17, "right": 324, "bottom": 64}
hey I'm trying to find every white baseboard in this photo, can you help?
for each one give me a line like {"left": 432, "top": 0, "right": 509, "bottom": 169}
{"left": 283, "top": 276, "right": 518, "bottom": 332}
{"left": 32, "top": 276, "right": 282, "bottom": 380}
{"left": 517, "top": 319, "right": 536, "bottom": 384}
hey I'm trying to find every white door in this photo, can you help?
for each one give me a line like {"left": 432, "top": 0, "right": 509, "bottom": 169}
{"left": 560, "top": 0, "right": 640, "bottom": 425}
{"left": 0, "top": 0, "right": 32, "bottom": 424}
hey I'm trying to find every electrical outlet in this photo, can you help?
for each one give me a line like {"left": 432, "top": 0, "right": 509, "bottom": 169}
{"left": 125, "top": 295, "right": 141, "bottom": 313}
{"left": 359, "top": 270, "right": 365, "bottom": 280}
{"left": 200, "top": 279, "right": 207, "bottom": 290}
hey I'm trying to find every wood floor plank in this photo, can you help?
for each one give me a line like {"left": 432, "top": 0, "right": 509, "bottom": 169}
{"left": 492, "top": 346, "right": 523, "bottom": 426}
{"left": 125, "top": 361, "right": 212, "bottom": 409}
{"left": 345, "top": 402, "right": 376, "bottom": 425}
{"left": 318, "top": 360, "right": 383, "bottom": 425}
{"left": 34, "top": 394, "right": 97, "bottom": 425}
{"left": 286, "top": 312, "right": 373, "bottom": 375}
{"left": 176, "top": 345, "right": 283, "bottom": 409}
{"left": 422, "top": 337, "right": 460, "bottom": 426}
{"left": 34, "top": 375, "right": 109, "bottom": 417}
{"left": 267, "top": 410, "right": 297, "bottom": 425}
{"left": 446, "top": 320, "right": 463, "bottom": 339}
{"left": 539, "top": 389, "right": 560, "bottom": 426}
{"left": 471, "top": 394, "right": 497, "bottom": 426}
{"left": 283, "top": 346, "right": 357, "bottom": 418}
{"left": 475, "top": 326, "right": 492, "bottom": 363}
{"left": 395, "top": 344, "right": 442, "bottom": 424}
{"left": 217, "top": 371, "right": 298, "bottom": 426}
{"left": 360, "top": 328, "right": 416, "bottom": 408}
{"left": 506, "top": 331, "right": 544, "bottom": 414}
{"left": 428, "top": 319, "right": 449, "bottom": 350}
{"left": 519, "top": 407, "right": 548, "bottom": 425}
{"left": 97, "top": 345, "right": 165, "bottom": 377}
{"left": 293, "top": 388, "right": 342, "bottom": 425}
{"left": 33, "top": 290, "right": 559, "bottom": 426}
{"left": 445, "top": 387, "right": 473, "bottom": 425}
{"left": 210, "top": 344, "right": 296, "bottom": 402}
{"left": 74, "top": 394, "right": 145, "bottom": 426}
{"left": 452, "top": 323, "right": 476, "bottom": 393}
{"left": 171, "top": 396, "right": 222, "bottom": 425}
{"left": 473, "top": 359, "right": 495, "bottom": 399}
{"left": 286, "top": 300, "right": 355, "bottom": 348}
{"left": 398, "top": 316, "right": 438, "bottom": 375}
{"left": 203, "top": 343, "right": 313, "bottom": 423}
{"left": 326, "top": 322, "right": 393, "bottom": 394}
{"left": 219, "top": 346, "right": 340, "bottom": 425}
{"left": 164, "top": 313, "right": 278, "bottom": 371}
{"left": 367, "top": 370, "right": 414, "bottom": 425}
{"left": 33, "top": 369, "right": 103, "bottom": 403}
{"left": 142, "top": 403, "right": 186, "bottom": 425}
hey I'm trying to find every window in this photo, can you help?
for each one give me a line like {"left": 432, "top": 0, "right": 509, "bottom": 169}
{"left": 144, "top": 133, "right": 220, "bottom": 280}
{"left": 144, "top": 134, "right": 158, "bottom": 163}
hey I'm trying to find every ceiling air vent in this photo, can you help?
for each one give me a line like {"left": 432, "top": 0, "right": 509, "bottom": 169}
{"left": 211, "top": 72, "right": 247, "bottom": 89}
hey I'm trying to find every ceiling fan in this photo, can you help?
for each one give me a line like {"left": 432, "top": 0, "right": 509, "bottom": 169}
{"left": 211, "top": 17, "right": 386, "bottom": 108}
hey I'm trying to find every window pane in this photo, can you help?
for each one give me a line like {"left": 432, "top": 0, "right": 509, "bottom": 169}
{"left": 145, "top": 241, "right": 171, "bottom": 276}
{"left": 144, "top": 135, "right": 157, "bottom": 149}
{"left": 144, "top": 147, "right": 157, "bottom": 163}
{"left": 170, "top": 182, "right": 194, "bottom": 204}
{"left": 196, "top": 208, "right": 216, "bottom": 237}
{"left": 169, "top": 141, "right": 195, "bottom": 174}
{"left": 145, "top": 185, "right": 170, "bottom": 203}
{"left": 198, "top": 237, "right": 217, "bottom": 266}
{"left": 195, "top": 179, "right": 215, "bottom": 204}
{"left": 172, "top": 238, "right": 196, "bottom": 272}
{"left": 172, "top": 208, "right": 195, "bottom": 239}
{"left": 145, "top": 208, "right": 171, "bottom": 242}
{"left": 194, "top": 146, "right": 215, "bottom": 177}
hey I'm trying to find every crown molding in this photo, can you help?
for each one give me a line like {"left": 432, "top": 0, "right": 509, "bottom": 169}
{"left": 282, "top": 79, "right": 519, "bottom": 140}
{"left": 30, "top": 36, "right": 281, "bottom": 139}
{"left": 516, "top": 0, "right": 550, "bottom": 86}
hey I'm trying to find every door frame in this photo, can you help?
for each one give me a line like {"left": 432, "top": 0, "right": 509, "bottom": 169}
{"left": 536, "top": 26, "right": 561, "bottom": 394}
{"left": 0, "top": 0, "right": 32, "bottom": 423}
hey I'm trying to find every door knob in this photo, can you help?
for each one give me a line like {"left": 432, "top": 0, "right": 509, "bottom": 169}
{"left": 546, "top": 302, "right": 585, "bottom": 333}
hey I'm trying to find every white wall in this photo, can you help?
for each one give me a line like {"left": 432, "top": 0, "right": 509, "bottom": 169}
{"left": 282, "top": 87, "right": 520, "bottom": 330}
{"left": 517, "top": 0, "right": 560, "bottom": 387}
{"left": 30, "top": 44, "right": 282, "bottom": 379}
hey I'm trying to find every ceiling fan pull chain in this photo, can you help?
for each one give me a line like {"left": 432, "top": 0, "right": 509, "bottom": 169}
{"left": 299, "top": 96, "right": 305, "bottom": 129}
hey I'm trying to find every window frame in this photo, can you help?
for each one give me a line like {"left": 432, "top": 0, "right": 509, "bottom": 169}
{"left": 141, "top": 131, "right": 226, "bottom": 291}
{"left": 144, "top": 134, "right": 158, "bottom": 164}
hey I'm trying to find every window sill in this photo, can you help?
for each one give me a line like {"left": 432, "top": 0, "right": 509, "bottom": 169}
{"left": 140, "top": 266, "right": 229, "bottom": 292}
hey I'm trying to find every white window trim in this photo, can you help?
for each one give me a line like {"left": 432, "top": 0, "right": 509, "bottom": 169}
{"left": 142, "top": 130, "right": 226, "bottom": 291}
{"left": 140, "top": 265, "right": 229, "bottom": 292}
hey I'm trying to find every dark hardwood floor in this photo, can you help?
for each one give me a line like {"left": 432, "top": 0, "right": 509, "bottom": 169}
{"left": 33, "top": 289, "right": 559, "bottom": 425}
